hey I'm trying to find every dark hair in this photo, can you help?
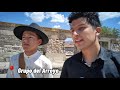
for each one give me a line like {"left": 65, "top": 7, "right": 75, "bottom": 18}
{"left": 68, "top": 12, "right": 101, "bottom": 28}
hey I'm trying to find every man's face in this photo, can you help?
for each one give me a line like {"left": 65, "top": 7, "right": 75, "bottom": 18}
{"left": 22, "top": 31, "right": 42, "bottom": 52}
{"left": 70, "top": 18, "right": 99, "bottom": 50}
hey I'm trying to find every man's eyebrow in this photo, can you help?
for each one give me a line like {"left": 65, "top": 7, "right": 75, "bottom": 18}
{"left": 29, "top": 34, "right": 36, "bottom": 36}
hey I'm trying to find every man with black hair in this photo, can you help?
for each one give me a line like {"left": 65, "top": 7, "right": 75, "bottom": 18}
{"left": 60, "top": 12, "right": 120, "bottom": 78}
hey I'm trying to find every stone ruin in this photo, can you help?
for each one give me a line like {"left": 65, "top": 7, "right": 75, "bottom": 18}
{"left": 0, "top": 21, "right": 120, "bottom": 69}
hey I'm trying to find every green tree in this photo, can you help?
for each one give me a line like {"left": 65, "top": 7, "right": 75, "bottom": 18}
{"left": 101, "top": 26, "right": 120, "bottom": 38}
{"left": 112, "top": 28, "right": 120, "bottom": 38}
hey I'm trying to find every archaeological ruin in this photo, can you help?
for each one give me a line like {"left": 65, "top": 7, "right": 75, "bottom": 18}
{"left": 0, "top": 21, "right": 120, "bottom": 69}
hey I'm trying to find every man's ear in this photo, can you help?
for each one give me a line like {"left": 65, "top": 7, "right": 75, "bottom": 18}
{"left": 38, "top": 39, "right": 42, "bottom": 45}
{"left": 96, "top": 27, "right": 102, "bottom": 36}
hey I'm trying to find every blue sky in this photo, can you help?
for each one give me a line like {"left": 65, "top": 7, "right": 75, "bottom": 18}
{"left": 0, "top": 12, "right": 120, "bottom": 41}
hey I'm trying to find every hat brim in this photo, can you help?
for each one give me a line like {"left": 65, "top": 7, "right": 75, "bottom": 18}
{"left": 13, "top": 26, "right": 49, "bottom": 45}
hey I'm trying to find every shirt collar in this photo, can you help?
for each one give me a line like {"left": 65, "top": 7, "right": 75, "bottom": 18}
{"left": 80, "top": 47, "right": 112, "bottom": 62}
{"left": 97, "top": 47, "right": 112, "bottom": 61}
{"left": 24, "top": 50, "right": 40, "bottom": 59}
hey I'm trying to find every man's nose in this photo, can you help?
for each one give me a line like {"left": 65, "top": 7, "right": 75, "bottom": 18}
{"left": 73, "top": 31, "right": 79, "bottom": 35}
{"left": 22, "top": 38, "right": 29, "bottom": 43}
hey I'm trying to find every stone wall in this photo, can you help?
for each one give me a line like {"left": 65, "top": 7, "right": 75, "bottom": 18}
{"left": 46, "top": 35, "right": 64, "bottom": 53}
{"left": 46, "top": 53, "right": 66, "bottom": 69}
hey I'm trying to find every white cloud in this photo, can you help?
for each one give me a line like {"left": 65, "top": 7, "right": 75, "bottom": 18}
{"left": 67, "top": 22, "right": 69, "bottom": 25}
{"left": 45, "top": 12, "right": 57, "bottom": 19}
{"left": 24, "top": 12, "right": 68, "bottom": 24}
{"left": 45, "top": 12, "right": 68, "bottom": 23}
{"left": 24, "top": 12, "right": 30, "bottom": 17}
{"left": 24, "top": 12, "right": 45, "bottom": 22}
{"left": 51, "top": 14, "right": 67, "bottom": 23}
{"left": 53, "top": 25, "right": 61, "bottom": 29}
{"left": 30, "top": 12, "right": 45, "bottom": 22}
{"left": 99, "top": 12, "right": 120, "bottom": 21}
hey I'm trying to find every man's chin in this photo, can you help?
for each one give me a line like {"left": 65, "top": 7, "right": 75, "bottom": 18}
{"left": 23, "top": 48, "right": 30, "bottom": 52}
{"left": 76, "top": 45, "right": 87, "bottom": 50}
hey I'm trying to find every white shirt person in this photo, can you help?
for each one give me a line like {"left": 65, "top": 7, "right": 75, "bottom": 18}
{"left": 6, "top": 50, "right": 53, "bottom": 78}
{"left": 6, "top": 23, "right": 53, "bottom": 78}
